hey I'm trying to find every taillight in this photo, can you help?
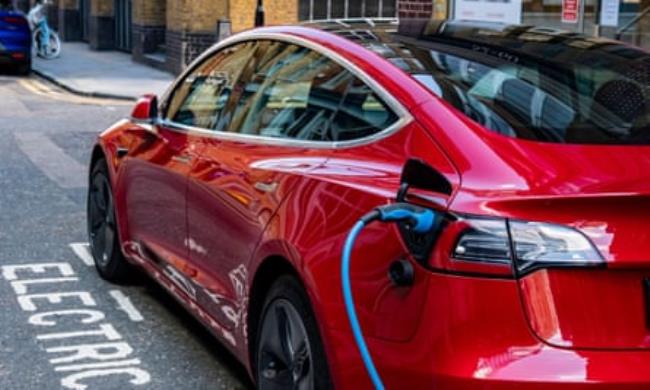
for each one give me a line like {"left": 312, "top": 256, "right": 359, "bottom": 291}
{"left": 2, "top": 16, "right": 27, "bottom": 25}
{"left": 508, "top": 221, "right": 603, "bottom": 273}
{"left": 426, "top": 215, "right": 603, "bottom": 277}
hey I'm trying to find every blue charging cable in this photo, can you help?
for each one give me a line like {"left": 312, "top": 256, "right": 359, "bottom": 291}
{"left": 341, "top": 203, "right": 437, "bottom": 390}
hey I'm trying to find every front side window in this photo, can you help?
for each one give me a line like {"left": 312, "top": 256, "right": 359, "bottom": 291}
{"left": 165, "top": 41, "right": 257, "bottom": 130}
{"left": 228, "top": 42, "right": 398, "bottom": 142}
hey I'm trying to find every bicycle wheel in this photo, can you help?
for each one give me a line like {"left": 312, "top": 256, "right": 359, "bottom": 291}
{"left": 31, "top": 28, "right": 41, "bottom": 57}
{"left": 41, "top": 31, "right": 61, "bottom": 59}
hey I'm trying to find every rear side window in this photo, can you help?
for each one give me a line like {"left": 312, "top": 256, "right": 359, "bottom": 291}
{"left": 328, "top": 78, "right": 398, "bottom": 141}
{"left": 165, "top": 41, "right": 257, "bottom": 129}
{"left": 227, "top": 41, "right": 399, "bottom": 142}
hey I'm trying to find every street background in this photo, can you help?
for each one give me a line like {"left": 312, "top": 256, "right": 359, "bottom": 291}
{"left": 0, "top": 65, "right": 251, "bottom": 389}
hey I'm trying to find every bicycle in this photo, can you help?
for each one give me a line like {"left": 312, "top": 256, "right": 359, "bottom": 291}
{"left": 27, "top": 0, "right": 60, "bottom": 59}
{"left": 32, "top": 24, "right": 60, "bottom": 59}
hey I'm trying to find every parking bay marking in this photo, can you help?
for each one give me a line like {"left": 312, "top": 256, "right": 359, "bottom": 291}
{"left": 0, "top": 262, "right": 151, "bottom": 389}
{"left": 70, "top": 243, "right": 145, "bottom": 322}
{"left": 109, "top": 290, "right": 144, "bottom": 323}
{"left": 69, "top": 243, "right": 93, "bottom": 266}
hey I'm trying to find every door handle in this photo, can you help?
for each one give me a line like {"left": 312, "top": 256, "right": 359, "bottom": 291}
{"left": 172, "top": 155, "right": 193, "bottom": 164}
{"left": 116, "top": 147, "right": 129, "bottom": 158}
{"left": 254, "top": 181, "right": 278, "bottom": 193}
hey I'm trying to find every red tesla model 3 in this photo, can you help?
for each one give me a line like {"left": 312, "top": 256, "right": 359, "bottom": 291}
{"left": 87, "top": 19, "right": 650, "bottom": 389}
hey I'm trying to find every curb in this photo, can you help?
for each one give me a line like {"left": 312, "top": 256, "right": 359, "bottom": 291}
{"left": 32, "top": 67, "right": 137, "bottom": 102}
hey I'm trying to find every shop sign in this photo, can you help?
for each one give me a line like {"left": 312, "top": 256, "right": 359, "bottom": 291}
{"left": 562, "top": 0, "right": 580, "bottom": 24}
{"left": 600, "top": 0, "right": 620, "bottom": 27}
{"left": 453, "top": 0, "right": 523, "bottom": 25}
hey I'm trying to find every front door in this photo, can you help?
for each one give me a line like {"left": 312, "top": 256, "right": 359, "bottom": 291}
{"left": 185, "top": 40, "right": 356, "bottom": 338}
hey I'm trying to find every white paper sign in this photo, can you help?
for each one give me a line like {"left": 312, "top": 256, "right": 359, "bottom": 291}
{"left": 454, "top": 0, "right": 523, "bottom": 25}
{"left": 600, "top": 0, "right": 620, "bottom": 27}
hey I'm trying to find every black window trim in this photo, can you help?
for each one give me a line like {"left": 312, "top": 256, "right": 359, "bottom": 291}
{"left": 157, "top": 31, "right": 412, "bottom": 149}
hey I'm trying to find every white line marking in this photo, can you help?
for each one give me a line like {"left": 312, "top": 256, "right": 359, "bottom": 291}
{"left": 14, "top": 132, "right": 87, "bottom": 189}
{"left": 109, "top": 290, "right": 144, "bottom": 322}
{"left": 69, "top": 243, "right": 94, "bottom": 266}
{"left": 54, "top": 358, "right": 142, "bottom": 372}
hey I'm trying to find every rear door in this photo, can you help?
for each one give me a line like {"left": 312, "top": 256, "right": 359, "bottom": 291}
{"left": 185, "top": 40, "right": 357, "bottom": 332}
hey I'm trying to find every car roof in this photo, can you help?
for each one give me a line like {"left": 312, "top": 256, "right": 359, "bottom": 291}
{"left": 298, "top": 18, "right": 650, "bottom": 78}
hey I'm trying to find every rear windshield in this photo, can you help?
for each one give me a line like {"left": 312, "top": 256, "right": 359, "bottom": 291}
{"left": 406, "top": 36, "right": 650, "bottom": 145}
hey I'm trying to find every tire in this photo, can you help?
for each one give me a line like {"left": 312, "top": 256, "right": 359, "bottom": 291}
{"left": 87, "top": 159, "right": 131, "bottom": 282}
{"left": 33, "top": 28, "right": 60, "bottom": 59}
{"left": 17, "top": 59, "right": 31, "bottom": 76}
{"left": 255, "top": 275, "right": 332, "bottom": 390}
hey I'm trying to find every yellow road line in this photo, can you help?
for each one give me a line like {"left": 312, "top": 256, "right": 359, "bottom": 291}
{"left": 17, "top": 78, "right": 132, "bottom": 106}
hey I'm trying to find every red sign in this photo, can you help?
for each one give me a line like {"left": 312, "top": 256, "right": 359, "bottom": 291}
{"left": 562, "top": 0, "right": 580, "bottom": 23}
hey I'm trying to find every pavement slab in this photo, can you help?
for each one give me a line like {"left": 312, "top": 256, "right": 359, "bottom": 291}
{"left": 33, "top": 43, "right": 175, "bottom": 100}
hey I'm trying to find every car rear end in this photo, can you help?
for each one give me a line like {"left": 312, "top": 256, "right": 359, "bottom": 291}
{"left": 366, "top": 21, "right": 650, "bottom": 387}
{"left": 0, "top": 6, "right": 31, "bottom": 73}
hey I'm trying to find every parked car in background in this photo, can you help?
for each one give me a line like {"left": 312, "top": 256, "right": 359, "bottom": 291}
{"left": 0, "top": 0, "right": 31, "bottom": 74}
{"left": 88, "top": 18, "right": 650, "bottom": 389}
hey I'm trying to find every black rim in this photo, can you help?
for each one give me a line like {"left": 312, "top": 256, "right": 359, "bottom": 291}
{"left": 258, "top": 299, "right": 314, "bottom": 390}
{"left": 88, "top": 170, "right": 116, "bottom": 268}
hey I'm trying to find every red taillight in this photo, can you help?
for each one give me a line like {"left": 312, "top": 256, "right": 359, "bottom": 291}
{"left": 3, "top": 16, "right": 27, "bottom": 25}
{"left": 426, "top": 215, "right": 604, "bottom": 277}
{"left": 10, "top": 52, "right": 25, "bottom": 59}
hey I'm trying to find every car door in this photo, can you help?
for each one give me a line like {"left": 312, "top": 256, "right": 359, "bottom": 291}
{"left": 120, "top": 43, "right": 256, "bottom": 303}
{"left": 185, "top": 40, "right": 357, "bottom": 333}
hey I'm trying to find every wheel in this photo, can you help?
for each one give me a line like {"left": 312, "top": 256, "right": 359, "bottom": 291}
{"left": 33, "top": 29, "right": 60, "bottom": 59}
{"left": 256, "top": 275, "right": 332, "bottom": 390}
{"left": 16, "top": 59, "right": 31, "bottom": 76}
{"left": 45, "top": 31, "right": 61, "bottom": 59}
{"left": 87, "top": 159, "right": 131, "bottom": 282}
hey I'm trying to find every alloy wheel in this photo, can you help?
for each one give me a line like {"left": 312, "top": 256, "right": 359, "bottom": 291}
{"left": 258, "top": 299, "right": 315, "bottom": 390}
{"left": 88, "top": 171, "right": 116, "bottom": 268}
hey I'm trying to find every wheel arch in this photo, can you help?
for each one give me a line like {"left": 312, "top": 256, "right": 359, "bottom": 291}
{"left": 246, "top": 255, "right": 301, "bottom": 373}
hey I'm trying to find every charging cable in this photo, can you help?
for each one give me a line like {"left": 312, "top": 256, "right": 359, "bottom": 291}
{"left": 341, "top": 203, "right": 437, "bottom": 390}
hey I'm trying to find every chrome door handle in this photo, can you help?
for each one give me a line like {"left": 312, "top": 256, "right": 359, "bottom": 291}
{"left": 172, "top": 155, "right": 193, "bottom": 164}
{"left": 254, "top": 181, "right": 278, "bottom": 193}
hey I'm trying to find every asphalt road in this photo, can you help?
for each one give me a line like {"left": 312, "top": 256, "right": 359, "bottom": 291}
{"left": 0, "top": 72, "right": 252, "bottom": 390}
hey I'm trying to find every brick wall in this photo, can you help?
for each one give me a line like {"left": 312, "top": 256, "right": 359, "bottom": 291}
{"left": 229, "top": 0, "right": 256, "bottom": 32}
{"left": 398, "top": 0, "right": 433, "bottom": 19}
{"left": 266, "top": 0, "right": 298, "bottom": 27}
{"left": 165, "top": 29, "right": 216, "bottom": 74}
{"left": 133, "top": 0, "right": 166, "bottom": 26}
{"left": 132, "top": 0, "right": 166, "bottom": 67}
{"left": 91, "top": 0, "right": 112, "bottom": 16}
{"left": 57, "top": 0, "right": 81, "bottom": 41}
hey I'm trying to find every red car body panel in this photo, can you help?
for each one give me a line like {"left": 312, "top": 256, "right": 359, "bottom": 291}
{"left": 93, "top": 24, "right": 650, "bottom": 388}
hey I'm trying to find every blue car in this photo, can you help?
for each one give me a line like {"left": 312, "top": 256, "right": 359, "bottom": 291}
{"left": 0, "top": 1, "right": 31, "bottom": 74}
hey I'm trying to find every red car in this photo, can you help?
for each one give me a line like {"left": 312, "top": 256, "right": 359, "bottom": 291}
{"left": 88, "top": 19, "right": 650, "bottom": 389}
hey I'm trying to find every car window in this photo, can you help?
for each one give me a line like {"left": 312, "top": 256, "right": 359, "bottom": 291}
{"left": 409, "top": 44, "right": 650, "bottom": 144}
{"left": 328, "top": 78, "right": 399, "bottom": 141}
{"left": 165, "top": 41, "right": 257, "bottom": 130}
{"left": 227, "top": 41, "right": 398, "bottom": 142}
{"left": 229, "top": 42, "right": 354, "bottom": 140}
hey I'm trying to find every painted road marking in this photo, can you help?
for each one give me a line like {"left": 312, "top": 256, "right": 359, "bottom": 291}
{"left": 17, "top": 77, "right": 131, "bottom": 106}
{"left": 0, "top": 262, "right": 151, "bottom": 389}
{"left": 70, "top": 243, "right": 94, "bottom": 266}
{"left": 14, "top": 131, "right": 87, "bottom": 189}
{"left": 109, "top": 290, "right": 144, "bottom": 323}
{"left": 70, "top": 243, "right": 145, "bottom": 322}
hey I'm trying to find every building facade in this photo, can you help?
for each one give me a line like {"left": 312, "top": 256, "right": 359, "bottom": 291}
{"left": 16, "top": 0, "right": 649, "bottom": 74}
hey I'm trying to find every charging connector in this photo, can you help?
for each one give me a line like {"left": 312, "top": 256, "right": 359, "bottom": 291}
{"left": 341, "top": 203, "right": 438, "bottom": 390}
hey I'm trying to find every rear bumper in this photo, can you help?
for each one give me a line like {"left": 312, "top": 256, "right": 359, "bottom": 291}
{"left": 326, "top": 270, "right": 650, "bottom": 388}
{"left": 0, "top": 50, "right": 30, "bottom": 65}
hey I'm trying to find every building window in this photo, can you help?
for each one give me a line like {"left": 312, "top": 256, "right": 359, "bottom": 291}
{"left": 299, "top": 0, "right": 398, "bottom": 21}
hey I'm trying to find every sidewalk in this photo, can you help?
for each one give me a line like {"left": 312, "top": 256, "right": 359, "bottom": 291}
{"left": 33, "top": 42, "right": 175, "bottom": 101}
